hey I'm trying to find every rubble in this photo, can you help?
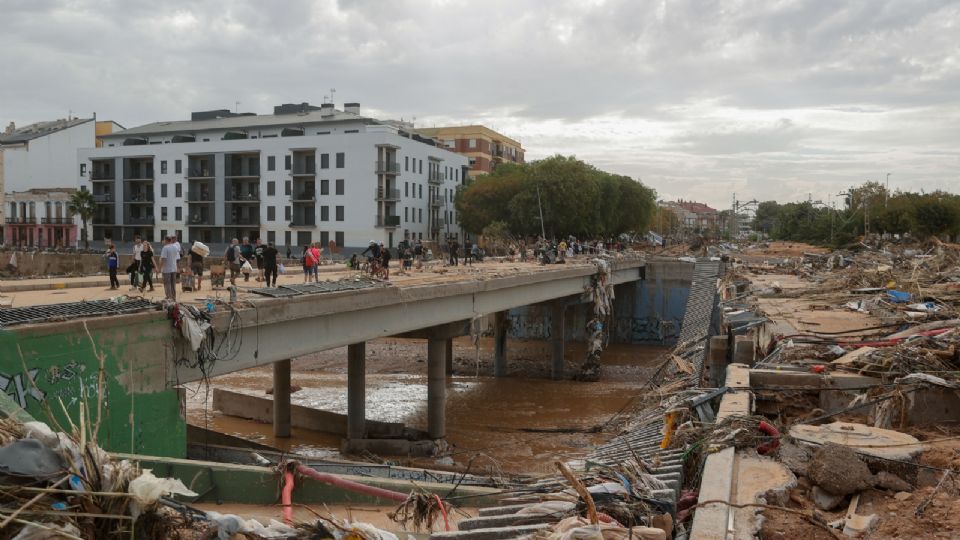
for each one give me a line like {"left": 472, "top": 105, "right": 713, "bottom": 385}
{"left": 806, "top": 444, "right": 873, "bottom": 496}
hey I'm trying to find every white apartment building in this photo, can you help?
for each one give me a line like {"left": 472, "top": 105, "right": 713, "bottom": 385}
{"left": 78, "top": 103, "right": 469, "bottom": 251}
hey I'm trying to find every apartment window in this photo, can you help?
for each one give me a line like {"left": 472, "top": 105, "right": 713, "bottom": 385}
{"left": 320, "top": 206, "right": 329, "bottom": 221}
{"left": 285, "top": 180, "right": 291, "bottom": 196}
{"left": 80, "top": 163, "right": 86, "bottom": 176}
{"left": 335, "top": 179, "right": 344, "bottom": 195}
{"left": 419, "top": 184, "right": 423, "bottom": 199}
{"left": 404, "top": 182, "right": 409, "bottom": 197}
{"left": 175, "top": 207, "right": 182, "bottom": 221}
{"left": 344, "top": 129, "right": 359, "bottom": 134}
{"left": 175, "top": 183, "right": 182, "bottom": 197}
{"left": 320, "top": 154, "right": 329, "bottom": 169}
{"left": 267, "top": 181, "right": 276, "bottom": 196}
{"left": 317, "top": 131, "right": 330, "bottom": 135}
{"left": 418, "top": 208, "right": 423, "bottom": 223}
{"left": 405, "top": 156, "right": 409, "bottom": 171}
{"left": 161, "top": 207, "right": 168, "bottom": 220}
{"left": 267, "top": 230, "right": 276, "bottom": 244}
{"left": 444, "top": 139, "right": 454, "bottom": 149}
{"left": 160, "top": 229, "right": 167, "bottom": 239}
{"left": 320, "top": 231, "right": 330, "bottom": 246}
{"left": 320, "top": 180, "right": 329, "bottom": 195}
{"left": 335, "top": 231, "right": 344, "bottom": 247}
{"left": 268, "top": 156, "right": 276, "bottom": 171}
{"left": 404, "top": 207, "right": 408, "bottom": 222}
{"left": 267, "top": 206, "right": 276, "bottom": 221}
{"left": 284, "top": 206, "right": 291, "bottom": 221}
{"left": 284, "top": 155, "right": 291, "bottom": 170}
{"left": 419, "top": 160, "right": 423, "bottom": 174}
{"left": 175, "top": 160, "right": 182, "bottom": 174}
{"left": 160, "top": 184, "right": 168, "bottom": 197}
{"left": 335, "top": 152, "right": 345, "bottom": 168}
{"left": 468, "top": 138, "right": 477, "bottom": 148}
{"left": 335, "top": 206, "right": 344, "bottom": 221}
{"left": 161, "top": 161, "right": 168, "bottom": 174}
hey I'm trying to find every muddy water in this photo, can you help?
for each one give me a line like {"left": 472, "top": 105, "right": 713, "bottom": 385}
{"left": 185, "top": 338, "right": 669, "bottom": 475}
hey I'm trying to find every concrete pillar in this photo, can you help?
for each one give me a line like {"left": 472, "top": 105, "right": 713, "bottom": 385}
{"left": 272, "top": 359, "right": 291, "bottom": 438}
{"left": 551, "top": 300, "right": 565, "bottom": 380}
{"left": 347, "top": 342, "right": 366, "bottom": 440}
{"left": 445, "top": 338, "right": 454, "bottom": 376}
{"left": 493, "top": 311, "right": 508, "bottom": 377}
{"left": 733, "top": 335, "right": 755, "bottom": 367}
{"left": 427, "top": 338, "right": 446, "bottom": 439}
{"left": 706, "top": 336, "right": 730, "bottom": 387}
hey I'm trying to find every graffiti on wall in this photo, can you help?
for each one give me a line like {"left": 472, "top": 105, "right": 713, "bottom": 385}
{"left": 1, "top": 359, "right": 105, "bottom": 410}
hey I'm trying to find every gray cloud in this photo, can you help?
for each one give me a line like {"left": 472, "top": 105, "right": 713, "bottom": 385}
{"left": 0, "top": 0, "right": 958, "bottom": 208}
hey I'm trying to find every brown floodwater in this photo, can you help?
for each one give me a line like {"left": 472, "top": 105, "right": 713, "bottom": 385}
{"left": 184, "top": 338, "right": 668, "bottom": 475}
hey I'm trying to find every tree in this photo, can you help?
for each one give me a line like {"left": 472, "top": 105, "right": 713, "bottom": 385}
{"left": 68, "top": 190, "right": 97, "bottom": 249}
{"left": 911, "top": 193, "right": 960, "bottom": 239}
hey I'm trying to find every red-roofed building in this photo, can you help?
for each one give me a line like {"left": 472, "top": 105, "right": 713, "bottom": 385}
{"left": 662, "top": 199, "right": 719, "bottom": 232}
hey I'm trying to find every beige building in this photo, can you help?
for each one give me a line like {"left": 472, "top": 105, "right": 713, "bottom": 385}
{"left": 415, "top": 125, "right": 524, "bottom": 178}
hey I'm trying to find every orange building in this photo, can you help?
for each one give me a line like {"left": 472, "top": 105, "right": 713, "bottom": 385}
{"left": 415, "top": 125, "right": 524, "bottom": 178}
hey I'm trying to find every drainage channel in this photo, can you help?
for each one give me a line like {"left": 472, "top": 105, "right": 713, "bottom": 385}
{"left": 0, "top": 298, "right": 159, "bottom": 327}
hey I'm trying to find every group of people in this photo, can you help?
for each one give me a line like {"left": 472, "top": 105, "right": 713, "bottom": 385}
{"left": 224, "top": 237, "right": 280, "bottom": 287}
{"left": 444, "top": 239, "right": 484, "bottom": 266}
{"left": 106, "top": 234, "right": 185, "bottom": 301}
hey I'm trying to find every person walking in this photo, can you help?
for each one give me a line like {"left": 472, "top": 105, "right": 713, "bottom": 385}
{"left": 138, "top": 241, "right": 157, "bottom": 292}
{"left": 380, "top": 242, "right": 391, "bottom": 280}
{"left": 239, "top": 237, "right": 254, "bottom": 282}
{"left": 129, "top": 234, "right": 142, "bottom": 290}
{"left": 160, "top": 236, "right": 180, "bottom": 301}
{"left": 302, "top": 244, "right": 316, "bottom": 283}
{"left": 189, "top": 242, "right": 204, "bottom": 291}
{"left": 254, "top": 238, "right": 265, "bottom": 282}
{"left": 224, "top": 238, "right": 242, "bottom": 286}
{"left": 106, "top": 244, "right": 120, "bottom": 289}
{"left": 310, "top": 243, "right": 321, "bottom": 281}
{"left": 262, "top": 241, "right": 279, "bottom": 287}
{"left": 413, "top": 240, "right": 424, "bottom": 269}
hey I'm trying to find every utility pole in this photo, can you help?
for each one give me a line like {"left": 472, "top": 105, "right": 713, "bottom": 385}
{"left": 536, "top": 183, "right": 546, "bottom": 240}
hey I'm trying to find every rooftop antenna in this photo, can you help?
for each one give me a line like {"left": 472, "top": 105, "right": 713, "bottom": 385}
{"left": 235, "top": 101, "right": 240, "bottom": 113}
{"left": 330, "top": 88, "right": 336, "bottom": 105}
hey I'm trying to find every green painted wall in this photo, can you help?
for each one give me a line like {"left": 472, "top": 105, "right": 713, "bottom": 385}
{"left": 0, "top": 317, "right": 185, "bottom": 457}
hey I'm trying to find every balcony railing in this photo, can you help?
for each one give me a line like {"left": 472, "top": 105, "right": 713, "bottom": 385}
{"left": 186, "top": 193, "right": 214, "bottom": 202}
{"left": 375, "top": 187, "right": 401, "bottom": 201}
{"left": 292, "top": 190, "right": 316, "bottom": 202}
{"left": 124, "top": 171, "right": 154, "bottom": 181}
{"left": 375, "top": 215, "right": 400, "bottom": 228}
{"left": 224, "top": 165, "right": 260, "bottom": 177}
{"left": 428, "top": 172, "right": 444, "bottom": 184}
{"left": 430, "top": 195, "right": 444, "bottom": 206}
{"left": 93, "top": 194, "right": 114, "bottom": 203}
{"left": 187, "top": 167, "right": 214, "bottom": 178}
{"left": 41, "top": 217, "right": 73, "bottom": 225}
{"left": 125, "top": 193, "right": 155, "bottom": 203}
{"left": 94, "top": 217, "right": 116, "bottom": 225}
{"left": 434, "top": 218, "right": 447, "bottom": 228}
{"left": 226, "top": 191, "right": 260, "bottom": 202}
{"left": 126, "top": 216, "right": 155, "bottom": 225}
{"left": 376, "top": 160, "right": 401, "bottom": 175}
{"left": 5, "top": 217, "right": 37, "bottom": 224}
{"left": 226, "top": 217, "right": 260, "bottom": 226}
{"left": 290, "top": 220, "right": 316, "bottom": 227}
{"left": 291, "top": 165, "right": 316, "bottom": 175}
{"left": 91, "top": 171, "right": 115, "bottom": 180}
{"left": 188, "top": 218, "right": 213, "bottom": 226}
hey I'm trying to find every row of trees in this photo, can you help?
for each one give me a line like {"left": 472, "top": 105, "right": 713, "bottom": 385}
{"left": 455, "top": 155, "right": 657, "bottom": 240}
{"left": 753, "top": 181, "right": 960, "bottom": 246}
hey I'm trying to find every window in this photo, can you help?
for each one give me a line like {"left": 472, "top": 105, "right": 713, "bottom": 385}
{"left": 404, "top": 207, "right": 408, "bottom": 222}
{"left": 468, "top": 138, "right": 477, "bottom": 148}
{"left": 284, "top": 231, "right": 291, "bottom": 247}
{"left": 405, "top": 156, "right": 409, "bottom": 171}
{"left": 267, "top": 181, "right": 276, "bottom": 196}
{"left": 176, "top": 229, "right": 182, "bottom": 240}
{"left": 320, "top": 154, "right": 329, "bottom": 169}
{"left": 444, "top": 139, "right": 454, "bottom": 149}
{"left": 175, "top": 207, "right": 182, "bottom": 221}
{"left": 80, "top": 163, "right": 87, "bottom": 176}
{"left": 267, "top": 206, "right": 276, "bottom": 221}
{"left": 335, "top": 152, "right": 345, "bottom": 168}
{"left": 267, "top": 230, "right": 276, "bottom": 243}
{"left": 175, "top": 160, "right": 182, "bottom": 174}
{"left": 161, "top": 161, "right": 168, "bottom": 174}
{"left": 161, "top": 184, "right": 168, "bottom": 197}
{"left": 285, "top": 180, "right": 291, "bottom": 196}
{"left": 175, "top": 183, "right": 182, "bottom": 197}
{"left": 317, "top": 131, "right": 330, "bottom": 135}
{"left": 268, "top": 156, "right": 276, "bottom": 171}
{"left": 418, "top": 208, "right": 423, "bottom": 223}
{"left": 284, "top": 155, "right": 291, "bottom": 170}
{"left": 320, "top": 231, "right": 329, "bottom": 246}
{"left": 335, "top": 179, "right": 344, "bottom": 195}
{"left": 335, "top": 206, "right": 344, "bottom": 221}
{"left": 335, "top": 231, "right": 344, "bottom": 247}
{"left": 161, "top": 207, "right": 168, "bottom": 220}
{"left": 419, "top": 184, "right": 423, "bottom": 199}
{"left": 160, "top": 229, "right": 167, "bottom": 239}
{"left": 419, "top": 160, "right": 423, "bottom": 174}
{"left": 320, "top": 180, "right": 329, "bottom": 195}
{"left": 404, "top": 182, "right": 409, "bottom": 197}
{"left": 320, "top": 206, "right": 329, "bottom": 221}
{"left": 284, "top": 206, "right": 291, "bottom": 221}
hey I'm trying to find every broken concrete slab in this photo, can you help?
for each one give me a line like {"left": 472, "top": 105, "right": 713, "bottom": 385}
{"left": 789, "top": 421, "right": 924, "bottom": 461}
{"left": 842, "top": 513, "right": 878, "bottom": 538}
{"left": 732, "top": 455, "right": 796, "bottom": 540}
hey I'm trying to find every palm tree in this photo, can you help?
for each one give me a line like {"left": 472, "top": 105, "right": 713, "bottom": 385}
{"left": 68, "top": 190, "right": 97, "bottom": 249}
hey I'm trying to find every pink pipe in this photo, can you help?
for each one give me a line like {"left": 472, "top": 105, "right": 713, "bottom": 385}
{"left": 296, "top": 464, "right": 409, "bottom": 502}
{"left": 281, "top": 471, "right": 295, "bottom": 522}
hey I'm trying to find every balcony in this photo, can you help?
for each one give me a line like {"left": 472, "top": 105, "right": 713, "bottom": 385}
{"left": 126, "top": 216, "right": 155, "bottom": 225}
{"left": 428, "top": 172, "right": 444, "bottom": 185}
{"left": 123, "top": 171, "right": 154, "bottom": 181}
{"left": 125, "top": 193, "right": 155, "bottom": 203}
{"left": 291, "top": 165, "right": 316, "bottom": 176}
{"left": 93, "top": 194, "right": 114, "bottom": 203}
{"left": 5, "top": 217, "right": 37, "bottom": 224}
{"left": 430, "top": 195, "right": 444, "bottom": 207}
{"left": 225, "top": 191, "right": 260, "bottom": 203}
{"left": 434, "top": 217, "right": 447, "bottom": 228}
{"left": 226, "top": 217, "right": 260, "bottom": 226}
{"left": 289, "top": 219, "right": 316, "bottom": 228}
{"left": 186, "top": 168, "right": 214, "bottom": 179}
{"left": 186, "top": 192, "right": 214, "bottom": 203}
{"left": 41, "top": 217, "right": 73, "bottom": 225}
{"left": 91, "top": 171, "right": 115, "bottom": 181}
{"left": 292, "top": 190, "right": 316, "bottom": 202}
{"left": 375, "top": 215, "right": 400, "bottom": 228}
{"left": 94, "top": 216, "right": 115, "bottom": 225}
{"left": 188, "top": 217, "right": 214, "bottom": 226}
{"left": 375, "top": 187, "right": 401, "bottom": 201}
{"left": 375, "top": 160, "right": 400, "bottom": 175}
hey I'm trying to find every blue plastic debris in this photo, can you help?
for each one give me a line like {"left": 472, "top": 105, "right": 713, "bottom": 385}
{"left": 886, "top": 290, "right": 911, "bottom": 303}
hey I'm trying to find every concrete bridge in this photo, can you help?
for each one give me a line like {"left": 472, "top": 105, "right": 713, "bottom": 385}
{"left": 2, "top": 256, "right": 692, "bottom": 458}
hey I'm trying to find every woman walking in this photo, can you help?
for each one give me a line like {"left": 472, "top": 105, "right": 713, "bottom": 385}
{"left": 138, "top": 241, "right": 157, "bottom": 292}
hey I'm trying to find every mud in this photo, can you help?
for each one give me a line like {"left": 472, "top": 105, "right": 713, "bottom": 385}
{"left": 185, "top": 337, "right": 669, "bottom": 474}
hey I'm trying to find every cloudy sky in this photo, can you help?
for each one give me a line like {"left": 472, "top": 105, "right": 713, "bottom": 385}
{"left": 2, "top": 0, "right": 958, "bottom": 209}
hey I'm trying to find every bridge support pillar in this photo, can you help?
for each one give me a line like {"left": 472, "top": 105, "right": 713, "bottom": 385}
{"left": 347, "top": 342, "right": 366, "bottom": 440}
{"left": 551, "top": 300, "right": 566, "bottom": 379}
{"left": 494, "top": 311, "right": 508, "bottom": 377}
{"left": 427, "top": 337, "right": 446, "bottom": 439}
{"left": 272, "top": 359, "right": 291, "bottom": 438}
{"left": 445, "top": 338, "right": 454, "bottom": 376}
